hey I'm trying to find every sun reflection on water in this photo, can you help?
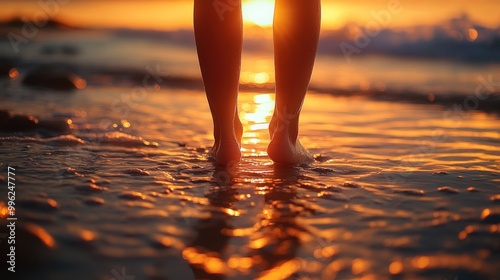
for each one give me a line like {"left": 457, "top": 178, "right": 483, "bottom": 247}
{"left": 240, "top": 93, "right": 275, "bottom": 148}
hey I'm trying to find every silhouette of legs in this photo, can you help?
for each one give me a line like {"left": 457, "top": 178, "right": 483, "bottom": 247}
{"left": 195, "top": 0, "right": 320, "bottom": 165}
{"left": 194, "top": 0, "right": 243, "bottom": 165}
{"left": 268, "top": 0, "right": 321, "bottom": 165}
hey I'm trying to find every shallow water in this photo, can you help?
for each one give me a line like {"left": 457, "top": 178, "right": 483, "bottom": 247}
{"left": 2, "top": 29, "right": 500, "bottom": 98}
{"left": 0, "top": 85, "right": 499, "bottom": 280}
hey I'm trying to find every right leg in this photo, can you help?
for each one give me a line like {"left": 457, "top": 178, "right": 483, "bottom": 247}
{"left": 194, "top": 0, "right": 243, "bottom": 165}
{"left": 268, "top": 0, "right": 321, "bottom": 165}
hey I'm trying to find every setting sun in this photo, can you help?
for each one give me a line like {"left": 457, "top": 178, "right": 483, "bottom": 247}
{"left": 243, "top": 0, "right": 275, "bottom": 27}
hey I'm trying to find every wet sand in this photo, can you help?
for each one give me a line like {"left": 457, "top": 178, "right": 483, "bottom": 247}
{"left": 0, "top": 86, "right": 499, "bottom": 280}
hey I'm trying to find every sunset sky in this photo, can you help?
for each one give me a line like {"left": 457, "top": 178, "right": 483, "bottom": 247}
{"left": 1, "top": 0, "right": 499, "bottom": 30}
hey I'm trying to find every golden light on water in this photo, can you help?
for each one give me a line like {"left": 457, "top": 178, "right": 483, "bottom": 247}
{"left": 412, "top": 256, "right": 431, "bottom": 269}
{"left": 243, "top": 0, "right": 275, "bottom": 27}
{"left": 458, "top": 230, "right": 468, "bottom": 240}
{"left": 26, "top": 223, "right": 56, "bottom": 248}
{"left": 491, "top": 225, "right": 498, "bottom": 233}
{"left": 241, "top": 71, "right": 272, "bottom": 85}
{"left": 481, "top": 208, "right": 491, "bottom": 220}
{"left": 223, "top": 208, "right": 241, "bottom": 217}
{"left": 157, "top": 236, "right": 173, "bottom": 247}
{"left": 249, "top": 236, "right": 269, "bottom": 249}
{"left": 182, "top": 247, "right": 226, "bottom": 274}
{"left": 121, "top": 119, "right": 131, "bottom": 128}
{"left": 254, "top": 72, "right": 270, "bottom": 84}
{"left": 352, "top": 258, "right": 369, "bottom": 275}
{"left": 205, "top": 257, "right": 225, "bottom": 274}
{"left": 228, "top": 256, "right": 254, "bottom": 271}
{"left": 0, "top": 202, "right": 8, "bottom": 218}
{"left": 257, "top": 259, "right": 299, "bottom": 280}
{"left": 467, "top": 28, "right": 479, "bottom": 41}
{"left": 240, "top": 94, "right": 275, "bottom": 145}
{"left": 74, "top": 77, "right": 87, "bottom": 90}
{"left": 389, "top": 261, "right": 403, "bottom": 274}
{"left": 81, "top": 230, "right": 95, "bottom": 242}
{"left": 314, "top": 245, "right": 337, "bottom": 259}
{"left": 8, "top": 68, "right": 19, "bottom": 79}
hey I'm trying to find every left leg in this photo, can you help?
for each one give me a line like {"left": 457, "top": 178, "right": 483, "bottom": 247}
{"left": 194, "top": 0, "right": 243, "bottom": 165}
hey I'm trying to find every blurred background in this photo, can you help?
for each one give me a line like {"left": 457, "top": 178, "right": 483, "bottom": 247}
{"left": 2, "top": 0, "right": 499, "bottom": 30}
{"left": 1, "top": 2, "right": 499, "bottom": 279}
{"left": 1, "top": 0, "right": 499, "bottom": 103}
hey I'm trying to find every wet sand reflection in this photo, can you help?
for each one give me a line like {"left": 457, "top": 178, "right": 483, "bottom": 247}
{"left": 183, "top": 164, "right": 321, "bottom": 279}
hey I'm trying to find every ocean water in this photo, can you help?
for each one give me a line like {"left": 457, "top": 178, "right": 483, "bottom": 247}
{"left": 1, "top": 84, "right": 500, "bottom": 279}
{"left": 1, "top": 24, "right": 499, "bottom": 100}
{"left": 0, "top": 23, "right": 499, "bottom": 280}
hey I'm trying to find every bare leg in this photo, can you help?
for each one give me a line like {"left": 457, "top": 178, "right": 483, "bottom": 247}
{"left": 268, "top": 0, "right": 321, "bottom": 165}
{"left": 194, "top": 0, "right": 243, "bottom": 165}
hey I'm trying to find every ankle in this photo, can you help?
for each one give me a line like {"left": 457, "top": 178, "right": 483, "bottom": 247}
{"left": 234, "top": 118, "right": 243, "bottom": 138}
{"left": 270, "top": 117, "right": 299, "bottom": 142}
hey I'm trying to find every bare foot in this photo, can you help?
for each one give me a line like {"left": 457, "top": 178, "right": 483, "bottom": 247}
{"left": 267, "top": 113, "right": 313, "bottom": 165}
{"left": 209, "top": 116, "right": 243, "bottom": 165}
{"left": 209, "top": 139, "right": 241, "bottom": 165}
